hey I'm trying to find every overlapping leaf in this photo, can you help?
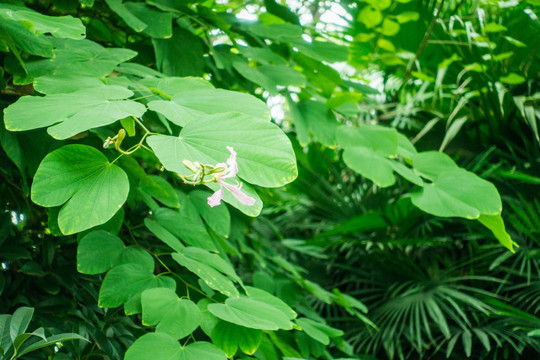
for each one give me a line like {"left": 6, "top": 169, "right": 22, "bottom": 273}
{"left": 337, "top": 125, "right": 399, "bottom": 187}
{"left": 412, "top": 169, "right": 501, "bottom": 215}
{"left": 31, "top": 145, "right": 129, "bottom": 234}
{"left": 0, "top": 8, "right": 85, "bottom": 39}
{"left": 211, "top": 321, "right": 262, "bottom": 357}
{"left": 147, "top": 112, "right": 297, "bottom": 188}
{"left": 148, "top": 88, "right": 270, "bottom": 126}
{"left": 4, "top": 84, "right": 145, "bottom": 139}
{"left": 24, "top": 39, "right": 137, "bottom": 79}
{"left": 98, "top": 263, "right": 176, "bottom": 314}
{"left": 141, "top": 288, "right": 201, "bottom": 340}
{"left": 152, "top": 203, "right": 216, "bottom": 251}
{"left": 208, "top": 288, "right": 296, "bottom": 331}
{"left": 172, "top": 247, "right": 241, "bottom": 297}
{"left": 77, "top": 230, "right": 154, "bottom": 274}
{"left": 125, "top": 334, "right": 226, "bottom": 360}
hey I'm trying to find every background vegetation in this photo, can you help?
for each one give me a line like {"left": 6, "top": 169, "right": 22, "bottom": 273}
{"left": 1, "top": 0, "right": 539, "bottom": 359}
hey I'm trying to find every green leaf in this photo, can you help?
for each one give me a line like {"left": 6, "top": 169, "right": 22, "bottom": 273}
{"left": 140, "top": 175, "right": 180, "bottom": 208}
{"left": 411, "top": 169, "right": 502, "bottom": 219}
{"left": 257, "top": 65, "right": 307, "bottom": 87}
{"left": 24, "top": 39, "right": 137, "bottom": 79}
{"left": 412, "top": 151, "right": 458, "bottom": 180}
{"left": 232, "top": 61, "right": 280, "bottom": 95}
{"left": 208, "top": 296, "right": 294, "bottom": 330}
{"left": 31, "top": 145, "right": 129, "bottom": 235}
{"left": 77, "top": 230, "right": 154, "bottom": 274}
{"left": 248, "top": 23, "right": 303, "bottom": 41}
{"left": 388, "top": 160, "right": 424, "bottom": 186}
{"left": 0, "top": 9, "right": 85, "bottom": 39}
{"left": 147, "top": 112, "right": 297, "bottom": 188}
{"left": 287, "top": 95, "right": 310, "bottom": 146}
{"left": 125, "top": 333, "right": 226, "bottom": 360}
{"left": 380, "top": 19, "right": 400, "bottom": 36}
{"left": 140, "top": 76, "right": 213, "bottom": 98}
{"left": 478, "top": 214, "right": 516, "bottom": 252}
{"left": 396, "top": 11, "right": 419, "bottom": 23}
{"left": 169, "top": 87, "right": 269, "bottom": 119}
{"left": 0, "top": 19, "right": 53, "bottom": 58}
{"left": 9, "top": 307, "right": 33, "bottom": 343}
{"left": 149, "top": 87, "right": 270, "bottom": 126}
{"left": 239, "top": 46, "right": 287, "bottom": 65}
{"left": 211, "top": 321, "right": 262, "bottom": 357}
{"left": 296, "top": 318, "right": 343, "bottom": 345}
{"left": 105, "top": 0, "right": 147, "bottom": 32}
{"left": 197, "top": 299, "right": 219, "bottom": 338}
{"left": 153, "top": 204, "right": 216, "bottom": 251}
{"left": 153, "top": 27, "right": 204, "bottom": 77}
{"left": 0, "top": 315, "right": 12, "bottom": 356}
{"left": 331, "top": 289, "right": 368, "bottom": 314}
{"left": 147, "top": 100, "right": 202, "bottom": 127}
{"left": 483, "top": 23, "right": 507, "bottom": 33}
{"left": 144, "top": 218, "right": 185, "bottom": 253}
{"left": 183, "top": 247, "right": 242, "bottom": 284}
{"left": 17, "top": 333, "right": 87, "bottom": 357}
{"left": 141, "top": 288, "right": 201, "bottom": 340}
{"left": 338, "top": 124, "right": 398, "bottom": 156}
{"left": 337, "top": 125, "right": 399, "bottom": 187}
{"left": 290, "top": 39, "right": 349, "bottom": 63}
{"left": 297, "top": 101, "right": 338, "bottom": 147}
{"left": 244, "top": 286, "right": 296, "bottom": 320}
{"left": 4, "top": 84, "right": 145, "bottom": 139}
{"left": 99, "top": 263, "right": 176, "bottom": 314}
{"left": 13, "top": 328, "right": 46, "bottom": 353}
{"left": 187, "top": 190, "right": 230, "bottom": 238}
{"left": 33, "top": 75, "right": 104, "bottom": 94}
{"left": 124, "top": 3, "right": 172, "bottom": 38}
{"left": 504, "top": 36, "right": 527, "bottom": 48}
{"left": 500, "top": 73, "right": 526, "bottom": 85}
{"left": 358, "top": 6, "right": 382, "bottom": 28}
{"left": 172, "top": 250, "right": 239, "bottom": 297}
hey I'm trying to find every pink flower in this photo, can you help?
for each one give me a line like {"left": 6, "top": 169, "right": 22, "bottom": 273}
{"left": 207, "top": 146, "right": 256, "bottom": 207}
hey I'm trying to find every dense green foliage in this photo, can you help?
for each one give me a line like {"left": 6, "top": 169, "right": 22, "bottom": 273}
{"left": 0, "top": 0, "right": 539, "bottom": 359}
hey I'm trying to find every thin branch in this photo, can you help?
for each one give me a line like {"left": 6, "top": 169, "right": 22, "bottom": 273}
{"left": 400, "top": 0, "right": 446, "bottom": 89}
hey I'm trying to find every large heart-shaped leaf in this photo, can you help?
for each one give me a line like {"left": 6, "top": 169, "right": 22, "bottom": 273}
{"left": 147, "top": 112, "right": 297, "bottom": 188}
{"left": 4, "top": 84, "right": 145, "bottom": 139}
{"left": 99, "top": 263, "right": 176, "bottom": 314}
{"left": 207, "top": 296, "right": 295, "bottom": 330}
{"left": 31, "top": 145, "right": 129, "bottom": 234}
{"left": 125, "top": 333, "right": 226, "bottom": 360}
{"left": 77, "top": 230, "right": 154, "bottom": 274}
{"left": 141, "top": 288, "right": 201, "bottom": 340}
{"left": 411, "top": 169, "right": 502, "bottom": 219}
